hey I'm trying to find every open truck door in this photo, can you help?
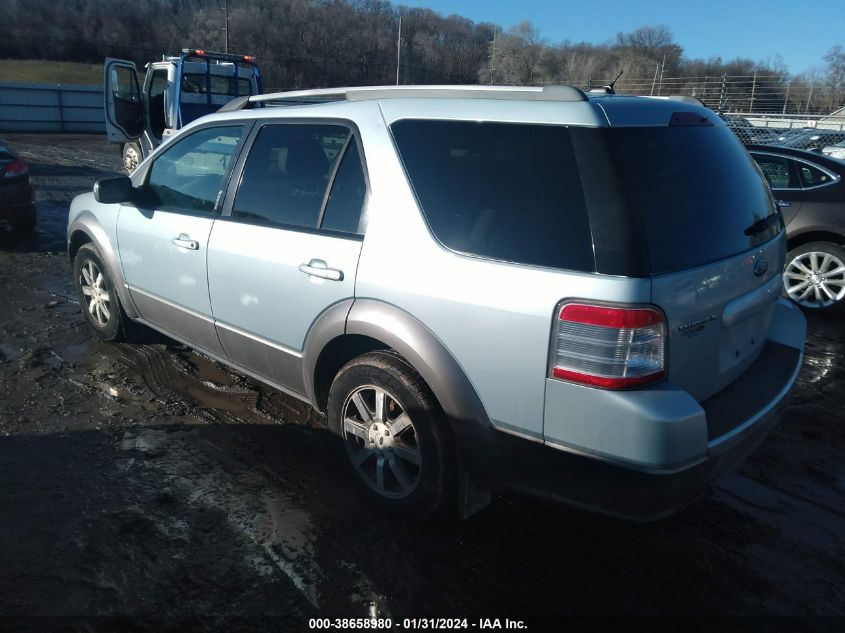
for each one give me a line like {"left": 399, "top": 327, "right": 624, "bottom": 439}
{"left": 104, "top": 58, "right": 144, "bottom": 144}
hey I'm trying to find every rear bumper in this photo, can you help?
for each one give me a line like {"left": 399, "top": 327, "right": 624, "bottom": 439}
{"left": 489, "top": 299, "right": 805, "bottom": 520}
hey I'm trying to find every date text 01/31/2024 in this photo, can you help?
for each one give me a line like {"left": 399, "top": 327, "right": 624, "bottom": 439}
{"left": 308, "top": 618, "right": 528, "bottom": 629}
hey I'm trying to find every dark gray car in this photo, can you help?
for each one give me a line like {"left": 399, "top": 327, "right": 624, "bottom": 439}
{"left": 749, "top": 145, "right": 845, "bottom": 310}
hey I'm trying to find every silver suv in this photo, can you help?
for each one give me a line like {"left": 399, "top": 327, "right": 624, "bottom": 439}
{"left": 68, "top": 85, "right": 806, "bottom": 520}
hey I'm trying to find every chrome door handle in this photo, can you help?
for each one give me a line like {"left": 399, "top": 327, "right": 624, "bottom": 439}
{"left": 171, "top": 233, "right": 199, "bottom": 250}
{"left": 299, "top": 259, "right": 343, "bottom": 281}
{"left": 776, "top": 200, "right": 791, "bottom": 208}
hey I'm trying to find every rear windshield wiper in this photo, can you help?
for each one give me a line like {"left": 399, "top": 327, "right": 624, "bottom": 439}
{"left": 744, "top": 213, "right": 780, "bottom": 237}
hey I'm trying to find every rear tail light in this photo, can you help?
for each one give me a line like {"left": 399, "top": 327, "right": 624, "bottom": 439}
{"left": 3, "top": 157, "right": 28, "bottom": 178}
{"left": 550, "top": 302, "right": 666, "bottom": 389}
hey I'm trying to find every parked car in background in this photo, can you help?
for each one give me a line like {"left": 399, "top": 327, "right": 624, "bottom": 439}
{"left": 774, "top": 128, "right": 845, "bottom": 152}
{"left": 749, "top": 145, "right": 845, "bottom": 310}
{"left": 0, "top": 142, "right": 36, "bottom": 233}
{"left": 68, "top": 86, "right": 806, "bottom": 521}
{"left": 821, "top": 139, "right": 845, "bottom": 161}
{"left": 720, "top": 115, "right": 781, "bottom": 145}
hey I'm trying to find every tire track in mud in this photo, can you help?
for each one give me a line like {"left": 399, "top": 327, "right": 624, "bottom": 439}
{"left": 95, "top": 339, "right": 388, "bottom": 614}
{"left": 118, "top": 423, "right": 389, "bottom": 616}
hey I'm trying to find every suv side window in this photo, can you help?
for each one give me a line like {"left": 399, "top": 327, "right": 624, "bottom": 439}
{"left": 321, "top": 139, "right": 367, "bottom": 234}
{"left": 753, "top": 154, "right": 797, "bottom": 189}
{"left": 798, "top": 162, "right": 832, "bottom": 188}
{"left": 232, "top": 124, "right": 355, "bottom": 230}
{"left": 144, "top": 125, "right": 243, "bottom": 214}
{"left": 391, "top": 120, "right": 594, "bottom": 271}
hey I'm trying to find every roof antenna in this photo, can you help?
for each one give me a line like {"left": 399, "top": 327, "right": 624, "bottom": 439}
{"left": 606, "top": 69, "right": 624, "bottom": 94}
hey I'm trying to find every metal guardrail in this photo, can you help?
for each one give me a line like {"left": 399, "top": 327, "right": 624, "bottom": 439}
{"left": 0, "top": 81, "right": 104, "bottom": 133}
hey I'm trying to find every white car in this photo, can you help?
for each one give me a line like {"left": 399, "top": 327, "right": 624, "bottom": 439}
{"left": 822, "top": 139, "right": 845, "bottom": 161}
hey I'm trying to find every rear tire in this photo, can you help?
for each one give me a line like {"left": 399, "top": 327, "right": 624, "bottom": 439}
{"left": 73, "top": 244, "right": 136, "bottom": 341}
{"left": 121, "top": 142, "right": 142, "bottom": 174}
{"left": 783, "top": 242, "right": 845, "bottom": 310}
{"left": 327, "top": 350, "right": 454, "bottom": 520}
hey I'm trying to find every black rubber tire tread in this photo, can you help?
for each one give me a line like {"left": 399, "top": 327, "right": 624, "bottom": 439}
{"left": 328, "top": 349, "right": 455, "bottom": 521}
{"left": 73, "top": 243, "right": 136, "bottom": 342}
{"left": 785, "top": 241, "right": 845, "bottom": 311}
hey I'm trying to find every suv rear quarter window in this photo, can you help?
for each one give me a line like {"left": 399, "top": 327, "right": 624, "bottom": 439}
{"left": 391, "top": 120, "right": 594, "bottom": 272}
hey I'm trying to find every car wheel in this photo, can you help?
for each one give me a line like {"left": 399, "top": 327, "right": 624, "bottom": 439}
{"left": 73, "top": 244, "right": 135, "bottom": 341}
{"left": 783, "top": 242, "right": 845, "bottom": 310}
{"left": 122, "top": 142, "right": 142, "bottom": 173}
{"left": 327, "top": 350, "right": 454, "bottom": 520}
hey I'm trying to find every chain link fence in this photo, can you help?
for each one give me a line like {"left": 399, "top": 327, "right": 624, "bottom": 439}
{"left": 720, "top": 113, "right": 845, "bottom": 155}
{"left": 549, "top": 74, "right": 845, "bottom": 154}
{"left": 567, "top": 74, "right": 845, "bottom": 116}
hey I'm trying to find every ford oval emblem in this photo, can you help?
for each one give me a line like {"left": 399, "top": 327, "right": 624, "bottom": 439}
{"left": 753, "top": 258, "right": 769, "bottom": 277}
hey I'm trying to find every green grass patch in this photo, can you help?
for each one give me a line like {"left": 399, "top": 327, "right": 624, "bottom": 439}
{"left": 0, "top": 59, "right": 103, "bottom": 85}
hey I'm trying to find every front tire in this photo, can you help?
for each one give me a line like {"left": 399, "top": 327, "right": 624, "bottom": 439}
{"left": 327, "top": 351, "right": 454, "bottom": 520}
{"left": 783, "top": 242, "right": 845, "bottom": 310}
{"left": 73, "top": 244, "right": 135, "bottom": 341}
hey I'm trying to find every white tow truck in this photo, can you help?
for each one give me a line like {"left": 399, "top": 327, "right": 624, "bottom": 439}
{"left": 104, "top": 49, "right": 262, "bottom": 171}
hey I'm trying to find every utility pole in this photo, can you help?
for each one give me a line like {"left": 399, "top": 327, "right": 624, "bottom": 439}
{"left": 650, "top": 63, "right": 659, "bottom": 95}
{"left": 489, "top": 28, "right": 497, "bottom": 85}
{"left": 395, "top": 16, "right": 402, "bottom": 85}
{"left": 750, "top": 71, "right": 757, "bottom": 112}
{"left": 657, "top": 54, "right": 666, "bottom": 95}
{"left": 782, "top": 80, "right": 790, "bottom": 114}
{"left": 223, "top": 0, "right": 230, "bottom": 54}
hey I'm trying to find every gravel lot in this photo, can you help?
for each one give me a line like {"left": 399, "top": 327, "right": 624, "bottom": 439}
{"left": 1, "top": 134, "right": 844, "bottom": 628}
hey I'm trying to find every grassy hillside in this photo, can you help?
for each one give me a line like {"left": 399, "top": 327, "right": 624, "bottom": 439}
{"left": 0, "top": 59, "right": 103, "bottom": 85}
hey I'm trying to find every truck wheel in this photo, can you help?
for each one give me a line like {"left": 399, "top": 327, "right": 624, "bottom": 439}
{"left": 121, "top": 142, "right": 142, "bottom": 173}
{"left": 73, "top": 244, "right": 136, "bottom": 341}
{"left": 783, "top": 242, "right": 845, "bottom": 310}
{"left": 327, "top": 351, "right": 454, "bottom": 520}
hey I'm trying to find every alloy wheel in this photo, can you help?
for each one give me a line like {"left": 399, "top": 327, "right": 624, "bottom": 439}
{"left": 79, "top": 260, "right": 111, "bottom": 327}
{"left": 341, "top": 385, "right": 422, "bottom": 499}
{"left": 123, "top": 145, "right": 140, "bottom": 172}
{"left": 784, "top": 250, "right": 845, "bottom": 309}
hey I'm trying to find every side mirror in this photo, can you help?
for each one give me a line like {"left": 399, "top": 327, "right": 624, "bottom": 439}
{"left": 93, "top": 176, "right": 134, "bottom": 204}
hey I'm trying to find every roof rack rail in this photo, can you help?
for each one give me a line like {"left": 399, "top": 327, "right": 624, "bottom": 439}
{"left": 660, "top": 95, "right": 708, "bottom": 108}
{"left": 218, "top": 84, "right": 587, "bottom": 112}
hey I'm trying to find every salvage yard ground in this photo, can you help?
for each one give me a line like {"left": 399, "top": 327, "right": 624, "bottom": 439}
{"left": 0, "top": 134, "right": 844, "bottom": 626}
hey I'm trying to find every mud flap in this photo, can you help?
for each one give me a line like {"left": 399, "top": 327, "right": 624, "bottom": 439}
{"left": 456, "top": 455, "right": 491, "bottom": 519}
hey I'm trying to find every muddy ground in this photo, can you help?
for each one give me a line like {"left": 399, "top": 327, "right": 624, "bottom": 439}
{"left": 0, "top": 134, "right": 844, "bottom": 627}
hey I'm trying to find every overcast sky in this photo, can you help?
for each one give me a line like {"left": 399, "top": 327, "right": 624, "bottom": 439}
{"left": 409, "top": 0, "right": 844, "bottom": 75}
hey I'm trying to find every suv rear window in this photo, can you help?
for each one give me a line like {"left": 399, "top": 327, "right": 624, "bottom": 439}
{"left": 595, "top": 125, "right": 780, "bottom": 274}
{"left": 391, "top": 120, "right": 595, "bottom": 272}
{"left": 393, "top": 119, "right": 779, "bottom": 276}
